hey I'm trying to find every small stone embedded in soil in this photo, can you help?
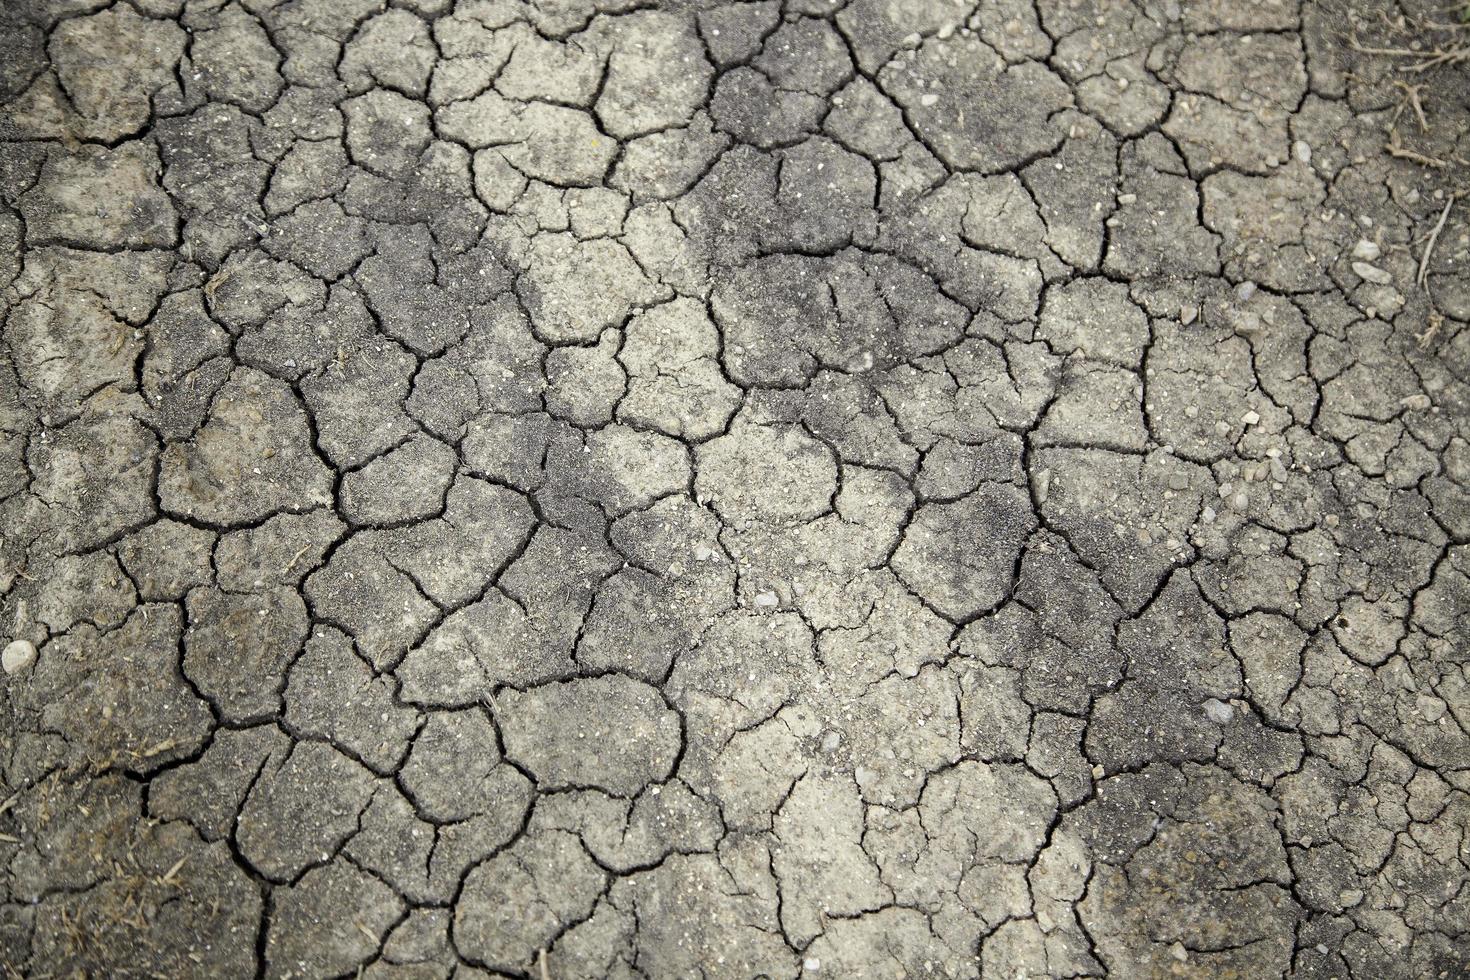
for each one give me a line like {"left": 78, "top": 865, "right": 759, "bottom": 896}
{"left": 3, "top": 640, "right": 37, "bottom": 674}
{"left": 1203, "top": 698, "right": 1235, "bottom": 723}
{"left": 1352, "top": 261, "right": 1392, "bottom": 285}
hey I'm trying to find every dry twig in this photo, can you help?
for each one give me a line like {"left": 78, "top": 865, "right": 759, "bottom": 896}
{"left": 1393, "top": 80, "right": 1432, "bottom": 132}
{"left": 1417, "top": 196, "right": 1457, "bottom": 290}
{"left": 1386, "top": 127, "right": 1449, "bottom": 168}
{"left": 1349, "top": 36, "right": 1470, "bottom": 72}
{"left": 1418, "top": 312, "right": 1444, "bottom": 350}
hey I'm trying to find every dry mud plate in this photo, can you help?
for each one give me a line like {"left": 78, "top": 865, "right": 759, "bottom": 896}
{"left": 2, "top": 0, "right": 1470, "bottom": 977}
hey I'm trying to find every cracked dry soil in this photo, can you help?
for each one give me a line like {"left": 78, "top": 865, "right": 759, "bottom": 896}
{"left": 1, "top": 0, "right": 1469, "bottom": 977}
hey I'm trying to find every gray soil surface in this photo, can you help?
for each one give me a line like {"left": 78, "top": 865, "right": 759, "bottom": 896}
{"left": 2, "top": 0, "right": 1470, "bottom": 976}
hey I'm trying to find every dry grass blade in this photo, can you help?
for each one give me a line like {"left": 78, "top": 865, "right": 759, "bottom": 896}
{"left": 161, "top": 856, "right": 187, "bottom": 885}
{"left": 1419, "top": 312, "right": 1444, "bottom": 350}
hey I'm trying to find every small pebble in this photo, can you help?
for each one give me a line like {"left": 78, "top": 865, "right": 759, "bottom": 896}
{"left": 1352, "top": 261, "right": 1392, "bottom": 285}
{"left": 1034, "top": 467, "right": 1052, "bottom": 504}
{"left": 1180, "top": 303, "right": 1198, "bottom": 325}
{"left": 1417, "top": 695, "right": 1447, "bottom": 723}
{"left": 1352, "top": 239, "right": 1380, "bottom": 261}
{"left": 694, "top": 544, "right": 714, "bottom": 562}
{"left": 1202, "top": 698, "right": 1234, "bottom": 724}
{"left": 1232, "top": 311, "right": 1262, "bottom": 337}
{"left": 1241, "top": 410, "right": 1260, "bottom": 425}
{"left": 919, "top": 93, "right": 939, "bottom": 108}
{"left": 1235, "top": 280, "right": 1257, "bottom": 301}
{"left": 754, "top": 591, "right": 779, "bottom": 609}
{"left": 2, "top": 639, "right": 36, "bottom": 674}
{"left": 1170, "top": 942, "right": 1189, "bottom": 963}
{"left": 1293, "top": 139, "right": 1312, "bottom": 164}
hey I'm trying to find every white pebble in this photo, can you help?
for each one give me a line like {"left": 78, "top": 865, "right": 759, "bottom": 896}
{"left": 1352, "top": 261, "right": 1391, "bottom": 285}
{"left": 3, "top": 639, "right": 36, "bottom": 674}
{"left": 1293, "top": 139, "right": 1312, "bottom": 164}
{"left": 1235, "top": 280, "right": 1257, "bottom": 301}
{"left": 1203, "top": 698, "right": 1234, "bottom": 723}
{"left": 1352, "top": 239, "right": 1380, "bottom": 261}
